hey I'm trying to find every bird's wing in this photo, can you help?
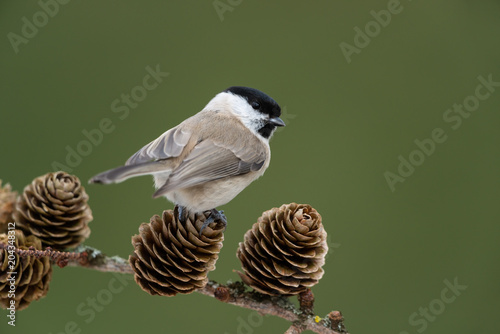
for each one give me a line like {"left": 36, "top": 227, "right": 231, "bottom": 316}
{"left": 89, "top": 126, "right": 192, "bottom": 185}
{"left": 152, "top": 139, "right": 266, "bottom": 197}
{"left": 125, "top": 126, "right": 192, "bottom": 165}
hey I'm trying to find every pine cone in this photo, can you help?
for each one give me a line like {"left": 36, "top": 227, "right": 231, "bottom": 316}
{"left": 0, "top": 181, "right": 18, "bottom": 234}
{"left": 13, "top": 172, "right": 92, "bottom": 250}
{"left": 237, "top": 203, "right": 328, "bottom": 296}
{"left": 0, "top": 230, "right": 53, "bottom": 311}
{"left": 130, "top": 207, "right": 225, "bottom": 297}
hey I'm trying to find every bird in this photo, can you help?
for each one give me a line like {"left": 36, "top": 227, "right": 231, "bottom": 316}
{"left": 89, "top": 86, "right": 284, "bottom": 232}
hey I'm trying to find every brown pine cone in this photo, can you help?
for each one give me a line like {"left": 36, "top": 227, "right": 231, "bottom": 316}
{"left": 237, "top": 203, "right": 328, "bottom": 296}
{"left": 13, "top": 172, "right": 92, "bottom": 250}
{"left": 129, "top": 207, "right": 225, "bottom": 297}
{"left": 0, "top": 180, "right": 18, "bottom": 234}
{"left": 0, "top": 230, "right": 53, "bottom": 311}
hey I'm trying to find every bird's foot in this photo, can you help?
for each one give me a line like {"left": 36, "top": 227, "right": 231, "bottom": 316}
{"left": 177, "top": 205, "right": 188, "bottom": 223}
{"left": 200, "top": 209, "right": 227, "bottom": 236}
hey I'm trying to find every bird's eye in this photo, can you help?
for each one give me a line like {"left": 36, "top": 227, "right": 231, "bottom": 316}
{"left": 251, "top": 101, "right": 260, "bottom": 109}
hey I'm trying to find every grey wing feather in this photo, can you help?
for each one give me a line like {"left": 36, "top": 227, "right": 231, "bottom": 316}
{"left": 125, "top": 126, "right": 191, "bottom": 165}
{"left": 153, "top": 139, "right": 266, "bottom": 197}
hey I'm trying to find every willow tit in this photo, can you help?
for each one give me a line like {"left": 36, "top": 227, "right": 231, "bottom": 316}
{"left": 89, "top": 86, "right": 284, "bottom": 230}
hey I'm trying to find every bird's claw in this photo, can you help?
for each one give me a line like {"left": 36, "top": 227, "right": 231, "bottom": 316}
{"left": 200, "top": 209, "right": 227, "bottom": 236}
{"left": 177, "top": 205, "right": 188, "bottom": 223}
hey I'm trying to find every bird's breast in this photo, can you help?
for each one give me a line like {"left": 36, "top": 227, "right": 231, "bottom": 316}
{"left": 165, "top": 171, "right": 265, "bottom": 213}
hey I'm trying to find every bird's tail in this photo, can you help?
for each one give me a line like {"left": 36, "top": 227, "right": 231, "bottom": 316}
{"left": 89, "top": 161, "right": 169, "bottom": 184}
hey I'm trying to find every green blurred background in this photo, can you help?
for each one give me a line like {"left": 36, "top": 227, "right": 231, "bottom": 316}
{"left": 1, "top": 1, "right": 499, "bottom": 333}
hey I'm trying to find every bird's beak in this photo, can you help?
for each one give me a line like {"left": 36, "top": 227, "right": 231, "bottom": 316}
{"left": 269, "top": 117, "right": 286, "bottom": 127}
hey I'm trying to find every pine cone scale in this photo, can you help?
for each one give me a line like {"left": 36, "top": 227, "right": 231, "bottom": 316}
{"left": 271, "top": 238, "right": 294, "bottom": 256}
{"left": 149, "top": 217, "right": 164, "bottom": 244}
{"left": 271, "top": 259, "right": 297, "bottom": 276}
{"left": 254, "top": 239, "right": 278, "bottom": 260}
{"left": 288, "top": 247, "right": 317, "bottom": 258}
{"left": 276, "top": 276, "right": 302, "bottom": 288}
{"left": 282, "top": 235, "right": 309, "bottom": 250}
{"left": 239, "top": 240, "right": 260, "bottom": 263}
{"left": 131, "top": 257, "right": 152, "bottom": 277}
{"left": 289, "top": 229, "right": 316, "bottom": 242}
{"left": 274, "top": 220, "right": 300, "bottom": 243}
{"left": 183, "top": 248, "right": 208, "bottom": 263}
{"left": 138, "top": 224, "right": 157, "bottom": 258}
{"left": 19, "top": 265, "right": 34, "bottom": 286}
{"left": 158, "top": 234, "right": 179, "bottom": 259}
{"left": 0, "top": 181, "right": 18, "bottom": 232}
{"left": 174, "top": 228, "right": 196, "bottom": 250}
{"left": 132, "top": 244, "right": 154, "bottom": 271}
{"left": 283, "top": 255, "right": 309, "bottom": 269}
{"left": 151, "top": 243, "right": 173, "bottom": 265}
{"left": 255, "top": 222, "right": 271, "bottom": 243}
{"left": 149, "top": 260, "right": 185, "bottom": 281}
{"left": 187, "top": 232, "right": 211, "bottom": 247}
{"left": 40, "top": 202, "right": 64, "bottom": 216}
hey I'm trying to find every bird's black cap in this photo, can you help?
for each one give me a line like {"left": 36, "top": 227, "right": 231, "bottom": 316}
{"left": 225, "top": 86, "right": 281, "bottom": 118}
